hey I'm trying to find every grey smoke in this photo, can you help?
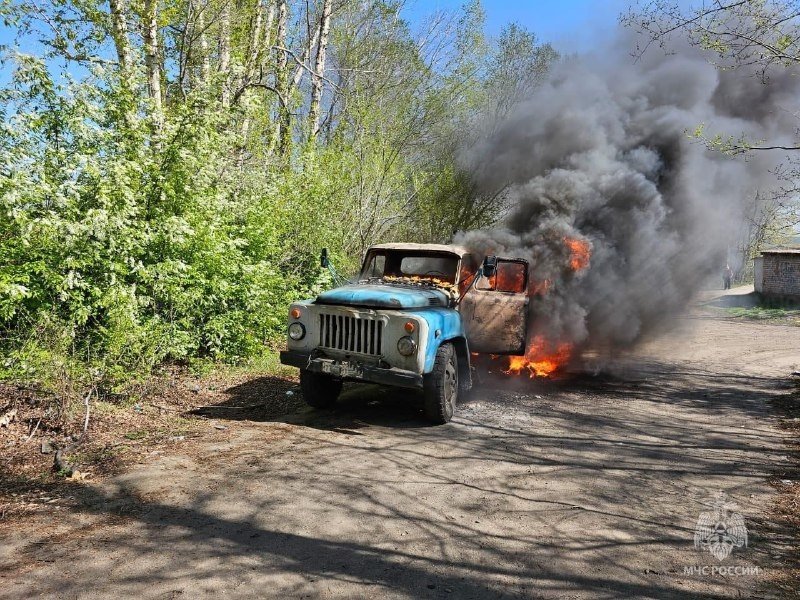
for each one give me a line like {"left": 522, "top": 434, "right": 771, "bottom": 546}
{"left": 456, "top": 36, "right": 799, "bottom": 356}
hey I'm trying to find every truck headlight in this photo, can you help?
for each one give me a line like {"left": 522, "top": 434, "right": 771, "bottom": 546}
{"left": 288, "top": 322, "right": 305, "bottom": 340}
{"left": 397, "top": 336, "right": 416, "bottom": 356}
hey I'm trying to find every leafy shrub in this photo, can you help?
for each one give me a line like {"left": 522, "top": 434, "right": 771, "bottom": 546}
{"left": 0, "top": 60, "right": 322, "bottom": 393}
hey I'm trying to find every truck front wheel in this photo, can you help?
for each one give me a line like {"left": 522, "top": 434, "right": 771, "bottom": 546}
{"left": 300, "top": 369, "right": 342, "bottom": 408}
{"left": 423, "top": 343, "right": 458, "bottom": 424}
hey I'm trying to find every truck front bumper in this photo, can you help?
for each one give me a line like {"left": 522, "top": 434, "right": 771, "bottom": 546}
{"left": 279, "top": 350, "right": 424, "bottom": 389}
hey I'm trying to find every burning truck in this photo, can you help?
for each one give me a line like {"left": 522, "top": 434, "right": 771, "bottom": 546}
{"left": 278, "top": 28, "right": 800, "bottom": 420}
{"left": 279, "top": 242, "right": 566, "bottom": 424}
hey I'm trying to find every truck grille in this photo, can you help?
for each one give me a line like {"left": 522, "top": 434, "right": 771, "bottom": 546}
{"left": 319, "top": 313, "right": 384, "bottom": 355}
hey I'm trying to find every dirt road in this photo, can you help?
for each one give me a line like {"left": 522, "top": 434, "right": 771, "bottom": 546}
{"left": 1, "top": 290, "right": 798, "bottom": 599}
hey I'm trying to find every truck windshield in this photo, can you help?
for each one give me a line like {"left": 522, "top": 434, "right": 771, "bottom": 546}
{"left": 361, "top": 250, "right": 459, "bottom": 284}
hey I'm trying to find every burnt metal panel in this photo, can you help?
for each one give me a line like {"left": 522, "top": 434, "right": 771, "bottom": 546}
{"left": 459, "top": 291, "right": 528, "bottom": 355}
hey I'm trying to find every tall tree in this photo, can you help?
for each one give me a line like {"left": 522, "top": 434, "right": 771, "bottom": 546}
{"left": 238, "top": 0, "right": 276, "bottom": 143}
{"left": 195, "top": 0, "right": 210, "bottom": 87}
{"left": 308, "top": 0, "right": 332, "bottom": 138}
{"left": 219, "top": 0, "right": 232, "bottom": 106}
{"left": 142, "top": 0, "right": 163, "bottom": 123}
{"left": 109, "top": 0, "right": 133, "bottom": 75}
{"left": 245, "top": 0, "right": 267, "bottom": 80}
{"left": 274, "top": 0, "right": 290, "bottom": 156}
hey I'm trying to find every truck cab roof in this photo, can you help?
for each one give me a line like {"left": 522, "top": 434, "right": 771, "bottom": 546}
{"left": 367, "top": 243, "right": 470, "bottom": 257}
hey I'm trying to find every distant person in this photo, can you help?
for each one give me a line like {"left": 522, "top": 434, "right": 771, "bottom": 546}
{"left": 723, "top": 264, "right": 733, "bottom": 290}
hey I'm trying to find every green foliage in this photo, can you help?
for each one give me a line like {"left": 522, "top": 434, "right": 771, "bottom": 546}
{"left": 0, "top": 59, "right": 318, "bottom": 389}
{"left": 725, "top": 306, "right": 800, "bottom": 324}
{"left": 0, "top": 0, "right": 558, "bottom": 392}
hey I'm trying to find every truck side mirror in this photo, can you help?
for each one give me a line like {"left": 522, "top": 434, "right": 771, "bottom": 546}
{"left": 321, "top": 248, "right": 329, "bottom": 268}
{"left": 482, "top": 255, "right": 497, "bottom": 277}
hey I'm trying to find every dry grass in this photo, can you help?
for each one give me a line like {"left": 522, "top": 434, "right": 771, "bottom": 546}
{"left": 0, "top": 363, "right": 300, "bottom": 521}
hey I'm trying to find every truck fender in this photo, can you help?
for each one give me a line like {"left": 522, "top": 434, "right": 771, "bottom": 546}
{"left": 430, "top": 335, "right": 472, "bottom": 392}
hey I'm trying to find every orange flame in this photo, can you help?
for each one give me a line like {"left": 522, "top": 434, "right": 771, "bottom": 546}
{"left": 485, "top": 262, "right": 527, "bottom": 293}
{"left": 502, "top": 336, "right": 572, "bottom": 378}
{"left": 564, "top": 237, "right": 591, "bottom": 271}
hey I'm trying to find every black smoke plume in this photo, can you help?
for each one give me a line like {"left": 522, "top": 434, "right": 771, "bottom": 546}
{"left": 456, "top": 36, "right": 799, "bottom": 358}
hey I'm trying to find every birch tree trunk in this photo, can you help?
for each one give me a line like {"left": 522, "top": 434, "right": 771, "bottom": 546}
{"left": 178, "top": 0, "right": 191, "bottom": 94}
{"left": 108, "top": 0, "right": 132, "bottom": 75}
{"left": 308, "top": 0, "right": 332, "bottom": 138}
{"left": 142, "top": 0, "right": 163, "bottom": 125}
{"left": 275, "top": 0, "right": 291, "bottom": 157}
{"left": 196, "top": 0, "right": 210, "bottom": 86}
{"left": 240, "top": 1, "right": 275, "bottom": 145}
{"left": 219, "top": 0, "right": 232, "bottom": 106}
{"left": 291, "top": 19, "right": 320, "bottom": 89}
{"left": 245, "top": 1, "right": 266, "bottom": 79}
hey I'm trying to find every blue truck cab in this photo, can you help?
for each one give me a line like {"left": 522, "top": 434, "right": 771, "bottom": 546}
{"left": 279, "top": 243, "right": 529, "bottom": 423}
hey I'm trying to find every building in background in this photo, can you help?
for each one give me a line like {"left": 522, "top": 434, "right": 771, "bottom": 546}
{"left": 754, "top": 248, "right": 800, "bottom": 301}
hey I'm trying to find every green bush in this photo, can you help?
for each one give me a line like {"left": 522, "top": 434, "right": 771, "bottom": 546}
{"left": 0, "top": 62, "right": 323, "bottom": 392}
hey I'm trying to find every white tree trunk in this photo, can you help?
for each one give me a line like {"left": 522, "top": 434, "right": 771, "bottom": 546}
{"left": 245, "top": 1, "right": 266, "bottom": 79}
{"left": 219, "top": 0, "right": 231, "bottom": 106}
{"left": 308, "top": 0, "right": 332, "bottom": 138}
{"left": 291, "top": 19, "right": 320, "bottom": 89}
{"left": 196, "top": 0, "right": 210, "bottom": 86}
{"left": 239, "top": 1, "right": 276, "bottom": 146}
{"left": 108, "top": 0, "right": 132, "bottom": 74}
{"left": 143, "top": 0, "right": 163, "bottom": 123}
{"left": 275, "top": 0, "right": 290, "bottom": 156}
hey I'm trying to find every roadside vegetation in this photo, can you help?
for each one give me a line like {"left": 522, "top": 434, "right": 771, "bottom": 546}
{"left": 699, "top": 292, "right": 800, "bottom": 326}
{"left": 725, "top": 306, "right": 800, "bottom": 325}
{"left": 726, "top": 306, "right": 800, "bottom": 325}
{"left": 0, "top": 0, "right": 557, "bottom": 411}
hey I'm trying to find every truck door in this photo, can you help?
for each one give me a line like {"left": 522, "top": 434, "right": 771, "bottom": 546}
{"left": 459, "top": 258, "right": 529, "bottom": 355}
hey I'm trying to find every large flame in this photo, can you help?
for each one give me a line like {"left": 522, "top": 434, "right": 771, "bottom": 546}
{"left": 477, "top": 237, "right": 590, "bottom": 380}
{"left": 564, "top": 237, "right": 591, "bottom": 271}
{"left": 503, "top": 336, "right": 572, "bottom": 378}
{"left": 490, "top": 239, "right": 588, "bottom": 379}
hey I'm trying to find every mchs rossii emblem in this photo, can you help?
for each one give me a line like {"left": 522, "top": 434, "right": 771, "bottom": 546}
{"left": 694, "top": 491, "right": 748, "bottom": 561}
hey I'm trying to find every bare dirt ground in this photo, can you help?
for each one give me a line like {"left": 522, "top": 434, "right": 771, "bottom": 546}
{"left": 1, "top": 287, "right": 798, "bottom": 599}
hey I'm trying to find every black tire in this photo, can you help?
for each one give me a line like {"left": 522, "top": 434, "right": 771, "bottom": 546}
{"left": 423, "top": 343, "right": 458, "bottom": 424}
{"left": 300, "top": 369, "right": 342, "bottom": 408}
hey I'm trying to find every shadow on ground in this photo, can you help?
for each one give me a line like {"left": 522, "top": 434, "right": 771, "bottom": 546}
{"left": 189, "top": 375, "right": 304, "bottom": 422}
{"left": 193, "top": 374, "right": 431, "bottom": 430}
{"left": 4, "top": 358, "right": 800, "bottom": 599}
{"left": 0, "top": 480, "right": 745, "bottom": 600}
{"left": 701, "top": 291, "right": 762, "bottom": 309}
{"left": 193, "top": 360, "right": 798, "bottom": 435}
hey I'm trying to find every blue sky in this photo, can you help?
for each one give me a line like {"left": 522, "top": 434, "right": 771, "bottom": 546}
{"left": 403, "top": 0, "right": 634, "bottom": 52}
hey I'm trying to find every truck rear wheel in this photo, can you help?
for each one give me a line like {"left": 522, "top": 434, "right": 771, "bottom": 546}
{"left": 423, "top": 343, "right": 458, "bottom": 424}
{"left": 300, "top": 369, "right": 342, "bottom": 408}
